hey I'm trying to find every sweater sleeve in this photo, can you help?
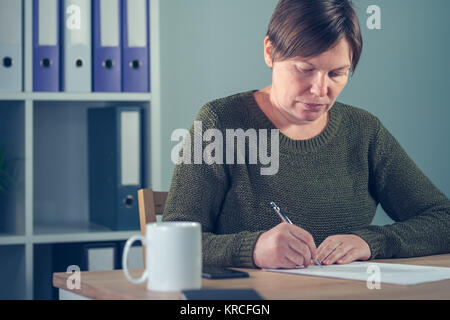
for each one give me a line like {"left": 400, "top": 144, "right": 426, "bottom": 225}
{"left": 350, "top": 121, "right": 450, "bottom": 259}
{"left": 162, "top": 104, "right": 263, "bottom": 267}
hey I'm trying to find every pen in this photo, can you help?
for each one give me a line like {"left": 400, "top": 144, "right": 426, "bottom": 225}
{"left": 269, "top": 201, "right": 322, "bottom": 267}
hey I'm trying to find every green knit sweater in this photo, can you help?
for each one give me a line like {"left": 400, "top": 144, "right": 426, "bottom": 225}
{"left": 162, "top": 90, "right": 450, "bottom": 268}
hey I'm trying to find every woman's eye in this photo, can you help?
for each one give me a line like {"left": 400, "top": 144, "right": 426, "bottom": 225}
{"left": 330, "top": 72, "right": 344, "bottom": 78}
{"left": 299, "top": 68, "right": 313, "bottom": 74}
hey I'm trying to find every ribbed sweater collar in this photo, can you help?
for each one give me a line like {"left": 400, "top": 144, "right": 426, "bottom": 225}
{"left": 240, "top": 90, "right": 342, "bottom": 154}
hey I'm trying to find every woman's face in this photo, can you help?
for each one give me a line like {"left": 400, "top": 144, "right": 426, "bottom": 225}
{"left": 264, "top": 37, "right": 352, "bottom": 125}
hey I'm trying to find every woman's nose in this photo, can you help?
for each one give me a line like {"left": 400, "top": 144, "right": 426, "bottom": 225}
{"left": 310, "top": 73, "right": 328, "bottom": 97}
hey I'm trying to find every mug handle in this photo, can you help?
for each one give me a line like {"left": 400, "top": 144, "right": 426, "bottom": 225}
{"left": 122, "top": 234, "right": 148, "bottom": 284}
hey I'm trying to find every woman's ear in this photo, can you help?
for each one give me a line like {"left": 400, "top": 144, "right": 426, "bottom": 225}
{"left": 263, "top": 36, "right": 274, "bottom": 69}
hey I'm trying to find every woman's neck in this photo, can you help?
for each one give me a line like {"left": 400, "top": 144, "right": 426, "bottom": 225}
{"left": 253, "top": 87, "right": 329, "bottom": 140}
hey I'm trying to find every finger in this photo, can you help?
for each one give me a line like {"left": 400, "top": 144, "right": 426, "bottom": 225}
{"left": 275, "top": 245, "right": 298, "bottom": 269}
{"left": 284, "top": 246, "right": 305, "bottom": 268}
{"left": 288, "top": 226, "right": 317, "bottom": 260}
{"left": 336, "top": 249, "right": 358, "bottom": 264}
{"left": 287, "top": 241, "right": 311, "bottom": 267}
{"left": 323, "top": 243, "right": 351, "bottom": 265}
{"left": 317, "top": 238, "right": 342, "bottom": 262}
{"left": 289, "top": 239, "right": 311, "bottom": 267}
{"left": 282, "top": 256, "right": 298, "bottom": 269}
{"left": 317, "top": 239, "right": 332, "bottom": 261}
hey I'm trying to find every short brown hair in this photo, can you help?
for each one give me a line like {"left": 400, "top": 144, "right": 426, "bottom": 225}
{"left": 267, "top": 0, "right": 363, "bottom": 74}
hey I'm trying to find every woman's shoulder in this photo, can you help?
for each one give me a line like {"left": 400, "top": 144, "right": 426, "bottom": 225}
{"left": 334, "top": 101, "right": 382, "bottom": 130}
{"left": 196, "top": 90, "right": 255, "bottom": 126}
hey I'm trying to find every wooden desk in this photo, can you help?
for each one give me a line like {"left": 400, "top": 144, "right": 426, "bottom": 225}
{"left": 53, "top": 254, "right": 450, "bottom": 300}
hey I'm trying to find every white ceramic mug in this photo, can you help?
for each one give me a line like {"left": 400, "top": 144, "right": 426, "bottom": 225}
{"left": 122, "top": 221, "right": 202, "bottom": 292}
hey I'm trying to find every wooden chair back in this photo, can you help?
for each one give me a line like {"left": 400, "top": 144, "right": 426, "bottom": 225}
{"left": 137, "top": 188, "right": 169, "bottom": 266}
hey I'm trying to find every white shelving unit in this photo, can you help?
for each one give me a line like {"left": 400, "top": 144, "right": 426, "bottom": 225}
{"left": 0, "top": 0, "right": 161, "bottom": 299}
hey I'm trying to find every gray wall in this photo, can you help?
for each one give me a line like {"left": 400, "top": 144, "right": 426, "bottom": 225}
{"left": 340, "top": 0, "right": 450, "bottom": 224}
{"left": 157, "top": 0, "right": 450, "bottom": 226}
{"left": 158, "top": 0, "right": 277, "bottom": 189}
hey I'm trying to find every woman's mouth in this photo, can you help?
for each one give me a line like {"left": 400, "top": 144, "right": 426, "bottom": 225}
{"left": 301, "top": 102, "right": 325, "bottom": 110}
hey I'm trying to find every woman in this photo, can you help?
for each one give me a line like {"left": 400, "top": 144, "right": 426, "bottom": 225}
{"left": 162, "top": 0, "right": 450, "bottom": 269}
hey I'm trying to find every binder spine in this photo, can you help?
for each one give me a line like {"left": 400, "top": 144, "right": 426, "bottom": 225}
{"left": 61, "top": 0, "right": 92, "bottom": 92}
{"left": 88, "top": 106, "right": 142, "bottom": 231}
{"left": 0, "top": 0, "right": 23, "bottom": 92}
{"left": 88, "top": 108, "right": 118, "bottom": 229}
{"left": 121, "top": 0, "right": 149, "bottom": 92}
{"left": 114, "top": 107, "right": 142, "bottom": 230}
{"left": 92, "top": 0, "right": 122, "bottom": 92}
{"left": 33, "top": 0, "right": 60, "bottom": 92}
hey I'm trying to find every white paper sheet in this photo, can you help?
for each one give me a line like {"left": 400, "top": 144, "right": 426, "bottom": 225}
{"left": 264, "top": 262, "right": 450, "bottom": 285}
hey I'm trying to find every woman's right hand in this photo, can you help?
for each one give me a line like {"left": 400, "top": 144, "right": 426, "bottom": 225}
{"left": 253, "top": 222, "right": 318, "bottom": 269}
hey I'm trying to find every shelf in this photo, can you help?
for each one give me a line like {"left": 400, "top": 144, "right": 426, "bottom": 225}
{"left": 0, "top": 234, "right": 27, "bottom": 246}
{"left": 32, "top": 102, "right": 150, "bottom": 238}
{"left": 0, "top": 0, "right": 157, "bottom": 299}
{"left": 33, "top": 223, "right": 139, "bottom": 244}
{"left": 0, "top": 93, "right": 28, "bottom": 101}
{"left": 0, "top": 92, "right": 151, "bottom": 102}
{"left": 31, "top": 92, "right": 152, "bottom": 102}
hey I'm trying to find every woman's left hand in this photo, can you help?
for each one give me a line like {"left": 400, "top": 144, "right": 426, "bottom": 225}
{"left": 316, "top": 234, "right": 371, "bottom": 265}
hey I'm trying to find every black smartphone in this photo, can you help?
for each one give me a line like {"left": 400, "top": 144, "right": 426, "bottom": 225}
{"left": 202, "top": 267, "right": 250, "bottom": 279}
